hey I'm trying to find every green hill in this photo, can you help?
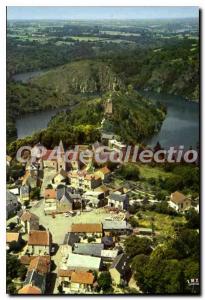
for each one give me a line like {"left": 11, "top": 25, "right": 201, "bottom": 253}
{"left": 31, "top": 60, "right": 123, "bottom": 95}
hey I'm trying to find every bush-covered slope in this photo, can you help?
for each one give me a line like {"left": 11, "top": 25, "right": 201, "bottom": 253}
{"left": 31, "top": 60, "right": 123, "bottom": 94}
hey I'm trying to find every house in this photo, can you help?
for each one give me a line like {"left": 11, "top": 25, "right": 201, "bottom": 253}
{"left": 9, "top": 187, "right": 19, "bottom": 196}
{"left": 61, "top": 253, "right": 102, "bottom": 272}
{"left": 84, "top": 174, "right": 102, "bottom": 191}
{"left": 44, "top": 199, "right": 57, "bottom": 215}
{"left": 6, "top": 232, "right": 22, "bottom": 250}
{"left": 101, "top": 249, "right": 119, "bottom": 261}
{"left": 27, "top": 230, "right": 52, "bottom": 255}
{"left": 69, "top": 171, "right": 102, "bottom": 191}
{"left": 19, "top": 210, "right": 39, "bottom": 233}
{"left": 58, "top": 270, "right": 95, "bottom": 293}
{"left": 103, "top": 221, "right": 132, "bottom": 237}
{"left": 83, "top": 191, "right": 105, "bottom": 208}
{"left": 27, "top": 256, "right": 51, "bottom": 274}
{"left": 109, "top": 253, "right": 130, "bottom": 286}
{"left": 41, "top": 143, "right": 66, "bottom": 171}
{"left": 18, "top": 254, "right": 50, "bottom": 295}
{"left": 52, "top": 169, "right": 68, "bottom": 184}
{"left": 57, "top": 269, "right": 73, "bottom": 292}
{"left": 70, "top": 271, "right": 95, "bottom": 293}
{"left": 44, "top": 189, "right": 56, "bottom": 200}
{"left": 22, "top": 170, "right": 41, "bottom": 189}
{"left": 20, "top": 185, "right": 30, "bottom": 203}
{"left": 6, "top": 190, "right": 20, "bottom": 219}
{"left": 61, "top": 233, "right": 80, "bottom": 255}
{"left": 169, "top": 191, "right": 191, "bottom": 212}
{"left": 94, "top": 185, "right": 110, "bottom": 198}
{"left": 18, "top": 283, "right": 43, "bottom": 294}
{"left": 44, "top": 189, "right": 57, "bottom": 215}
{"left": 73, "top": 243, "right": 104, "bottom": 257}
{"left": 94, "top": 167, "right": 111, "bottom": 182}
{"left": 18, "top": 270, "right": 46, "bottom": 294}
{"left": 56, "top": 186, "right": 73, "bottom": 212}
{"left": 108, "top": 192, "right": 129, "bottom": 210}
{"left": 20, "top": 255, "right": 50, "bottom": 267}
{"left": 42, "top": 150, "right": 58, "bottom": 170}
{"left": 108, "top": 139, "right": 126, "bottom": 152}
{"left": 101, "top": 132, "right": 116, "bottom": 145}
{"left": 69, "top": 223, "right": 103, "bottom": 238}
{"left": 101, "top": 236, "right": 114, "bottom": 248}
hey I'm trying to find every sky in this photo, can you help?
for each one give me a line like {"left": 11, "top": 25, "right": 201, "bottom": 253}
{"left": 7, "top": 6, "right": 199, "bottom": 20}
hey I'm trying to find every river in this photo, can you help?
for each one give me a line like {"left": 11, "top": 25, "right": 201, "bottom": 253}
{"left": 141, "top": 91, "right": 199, "bottom": 150}
{"left": 14, "top": 71, "right": 199, "bottom": 149}
{"left": 16, "top": 107, "right": 68, "bottom": 139}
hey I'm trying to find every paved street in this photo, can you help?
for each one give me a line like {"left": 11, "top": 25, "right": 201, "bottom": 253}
{"left": 30, "top": 201, "right": 112, "bottom": 244}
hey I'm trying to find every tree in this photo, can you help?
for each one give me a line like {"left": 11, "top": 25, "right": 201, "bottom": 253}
{"left": 124, "top": 236, "right": 152, "bottom": 258}
{"left": 24, "top": 200, "right": 30, "bottom": 208}
{"left": 128, "top": 216, "right": 139, "bottom": 228}
{"left": 30, "top": 187, "right": 40, "bottom": 200}
{"left": 133, "top": 254, "right": 185, "bottom": 294}
{"left": 185, "top": 208, "right": 200, "bottom": 229}
{"left": 118, "top": 164, "right": 140, "bottom": 181}
{"left": 7, "top": 253, "right": 26, "bottom": 294}
{"left": 8, "top": 222, "right": 16, "bottom": 230}
{"left": 17, "top": 265, "right": 27, "bottom": 281}
{"left": 97, "top": 272, "right": 112, "bottom": 291}
{"left": 155, "top": 191, "right": 167, "bottom": 201}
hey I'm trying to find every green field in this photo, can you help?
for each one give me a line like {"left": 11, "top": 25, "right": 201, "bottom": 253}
{"left": 137, "top": 210, "right": 186, "bottom": 238}
{"left": 137, "top": 164, "right": 173, "bottom": 180}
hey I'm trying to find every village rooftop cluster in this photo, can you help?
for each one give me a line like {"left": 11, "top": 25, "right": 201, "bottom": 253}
{"left": 6, "top": 96, "right": 199, "bottom": 294}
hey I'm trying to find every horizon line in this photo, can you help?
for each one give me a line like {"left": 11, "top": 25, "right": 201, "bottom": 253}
{"left": 7, "top": 16, "right": 198, "bottom": 21}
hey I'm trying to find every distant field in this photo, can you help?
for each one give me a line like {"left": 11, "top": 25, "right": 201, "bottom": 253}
{"left": 100, "top": 30, "right": 141, "bottom": 36}
{"left": 55, "top": 41, "right": 74, "bottom": 46}
{"left": 70, "top": 36, "right": 107, "bottom": 41}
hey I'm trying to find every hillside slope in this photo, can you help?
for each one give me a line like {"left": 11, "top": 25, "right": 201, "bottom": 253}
{"left": 31, "top": 60, "right": 123, "bottom": 94}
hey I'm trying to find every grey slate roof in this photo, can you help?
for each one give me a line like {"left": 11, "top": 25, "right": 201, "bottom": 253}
{"left": 20, "top": 185, "right": 30, "bottom": 195}
{"left": 103, "top": 221, "right": 130, "bottom": 230}
{"left": 102, "top": 236, "right": 114, "bottom": 247}
{"left": 6, "top": 190, "right": 18, "bottom": 204}
{"left": 73, "top": 243, "right": 104, "bottom": 257}
{"left": 109, "top": 193, "right": 128, "bottom": 202}
{"left": 56, "top": 186, "right": 80, "bottom": 202}
{"left": 101, "top": 133, "right": 116, "bottom": 139}
{"left": 63, "top": 233, "right": 80, "bottom": 246}
{"left": 6, "top": 190, "right": 19, "bottom": 218}
{"left": 24, "top": 270, "right": 46, "bottom": 292}
{"left": 110, "top": 253, "right": 129, "bottom": 275}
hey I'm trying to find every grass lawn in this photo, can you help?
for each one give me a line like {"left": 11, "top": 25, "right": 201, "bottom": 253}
{"left": 137, "top": 210, "right": 186, "bottom": 239}
{"left": 137, "top": 164, "right": 173, "bottom": 180}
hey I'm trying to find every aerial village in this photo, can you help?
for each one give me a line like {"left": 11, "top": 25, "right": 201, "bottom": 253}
{"left": 6, "top": 98, "right": 198, "bottom": 294}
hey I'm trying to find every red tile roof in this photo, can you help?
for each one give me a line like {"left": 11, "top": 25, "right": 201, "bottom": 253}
{"left": 20, "top": 255, "right": 50, "bottom": 265}
{"left": 28, "top": 256, "right": 50, "bottom": 274}
{"left": 20, "top": 211, "right": 39, "bottom": 222}
{"left": 58, "top": 269, "right": 73, "bottom": 277}
{"left": 44, "top": 189, "right": 56, "bottom": 199}
{"left": 6, "top": 232, "right": 20, "bottom": 243}
{"left": 70, "top": 223, "right": 102, "bottom": 233}
{"left": 28, "top": 230, "right": 51, "bottom": 246}
{"left": 71, "top": 271, "right": 94, "bottom": 285}
{"left": 18, "top": 284, "right": 42, "bottom": 294}
{"left": 171, "top": 191, "right": 187, "bottom": 204}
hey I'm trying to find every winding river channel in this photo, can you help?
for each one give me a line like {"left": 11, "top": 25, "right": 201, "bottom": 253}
{"left": 13, "top": 71, "right": 199, "bottom": 150}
